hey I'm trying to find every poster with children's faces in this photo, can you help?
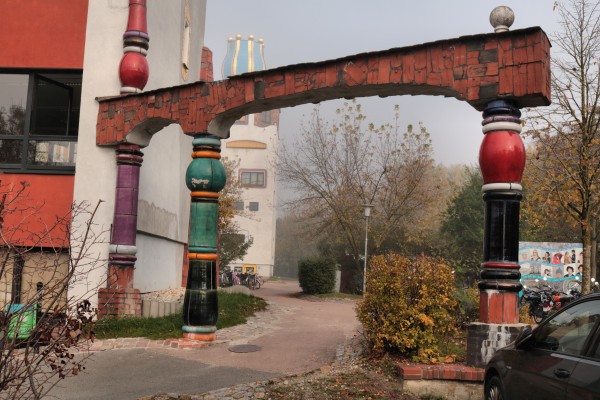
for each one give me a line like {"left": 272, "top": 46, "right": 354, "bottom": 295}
{"left": 519, "top": 242, "right": 583, "bottom": 279}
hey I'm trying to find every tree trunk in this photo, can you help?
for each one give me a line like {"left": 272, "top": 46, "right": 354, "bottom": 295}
{"left": 582, "top": 220, "right": 593, "bottom": 293}
{"left": 592, "top": 219, "right": 598, "bottom": 281}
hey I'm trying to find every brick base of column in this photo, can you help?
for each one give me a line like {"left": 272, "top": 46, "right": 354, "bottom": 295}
{"left": 479, "top": 289, "right": 520, "bottom": 324}
{"left": 98, "top": 287, "right": 142, "bottom": 317}
{"left": 183, "top": 332, "right": 216, "bottom": 341}
{"left": 107, "top": 264, "right": 135, "bottom": 288}
{"left": 466, "top": 322, "right": 528, "bottom": 367}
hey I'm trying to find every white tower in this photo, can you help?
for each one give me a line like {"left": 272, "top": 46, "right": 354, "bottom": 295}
{"left": 221, "top": 34, "right": 278, "bottom": 277}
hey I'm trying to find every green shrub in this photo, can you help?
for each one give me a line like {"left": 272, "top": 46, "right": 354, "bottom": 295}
{"left": 298, "top": 256, "right": 336, "bottom": 294}
{"left": 356, "top": 253, "right": 458, "bottom": 363}
{"left": 455, "top": 286, "right": 480, "bottom": 328}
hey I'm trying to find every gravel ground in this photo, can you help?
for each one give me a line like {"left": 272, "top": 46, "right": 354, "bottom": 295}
{"left": 141, "top": 287, "right": 186, "bottom": 303}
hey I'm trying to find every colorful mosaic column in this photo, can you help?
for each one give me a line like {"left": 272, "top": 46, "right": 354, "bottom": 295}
{"left": 478, "top": 100, "right": 525, "bottom": 321}
{"left": 467, "top": 100, "right": 528, "bottom": 367}
{"left": 98, "top": 1, "right": 149, "bottom": 317}
{"left": 98, "top": 144, "right": 144, "bottom": 316}
{"left": 119, "top": 0, "right": 149, "bottom": 94}
{"left": 109, "top": 144, "right": 143, "bottom": 280}
{"left": 182, "top": 134, "right": 226, "bottom": 341}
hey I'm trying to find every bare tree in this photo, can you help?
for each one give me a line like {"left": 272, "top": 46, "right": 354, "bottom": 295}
{"left": 525, "top": 0, "right": 600, "bottom": 292}
{"left": 217, "top": 157, "right": 253, "bottom": 269}
{"left": 278, "top": 101, "right": 440, "bottom": 286}
{"left": 0, "top": 180, "right": 105, "bottom": 399}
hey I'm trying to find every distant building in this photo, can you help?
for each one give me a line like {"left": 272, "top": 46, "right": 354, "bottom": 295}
{"left": 221, "top": 35, "right": 279, "bottom": 277}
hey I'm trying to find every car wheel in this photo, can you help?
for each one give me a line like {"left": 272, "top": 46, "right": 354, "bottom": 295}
{"left": 485, "top": 375, "right": 506, "bottom": 400}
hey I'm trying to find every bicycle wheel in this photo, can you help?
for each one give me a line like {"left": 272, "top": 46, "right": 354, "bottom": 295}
{"left": 219, "top": 274, "right": 228, "bottom": 287}
{"left": 250, "top": 276, "right": 258, "bottom": 290}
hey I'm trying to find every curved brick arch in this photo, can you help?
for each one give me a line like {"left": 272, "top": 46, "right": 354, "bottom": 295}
{"left": 96, "top": 27, "right": 550, "bottom": 145}
{"left": 123, "top": 117, "right": 174, "bottom": 146}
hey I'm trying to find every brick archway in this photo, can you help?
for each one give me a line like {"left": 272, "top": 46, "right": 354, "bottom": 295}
{"left": 97, "top": 26, "right": 551, "bottom": 357}
{"left": 97, "top": 27, "right": 550, "bottom": 145}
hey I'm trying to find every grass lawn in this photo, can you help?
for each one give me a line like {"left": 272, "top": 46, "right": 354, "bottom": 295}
{"left": 314, "top": 292, "right": 362, "bottom": 300}
{"left": 94, "top": 291, "right": 267, "bottom": 340}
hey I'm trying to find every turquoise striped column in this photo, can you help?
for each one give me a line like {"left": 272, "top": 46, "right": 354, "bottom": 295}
{"left": 182, "top": 134, "right": 226, "bottom": 341}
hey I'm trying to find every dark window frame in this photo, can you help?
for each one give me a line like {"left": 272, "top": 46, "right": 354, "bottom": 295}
{"left": 0, "top": 69, "right": 82, "bottom": 174}
{"left": 239, "top": 169, "right": 267, "bottom": 188}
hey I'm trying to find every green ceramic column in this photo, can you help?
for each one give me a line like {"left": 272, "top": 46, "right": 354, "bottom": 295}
{"left": 182, "top": 134, "right": 226, "bottom": 341}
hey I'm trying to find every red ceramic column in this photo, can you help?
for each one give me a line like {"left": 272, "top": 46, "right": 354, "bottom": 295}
{"left": 478, "top": 99, "right": 525, "bottom": 324}
{"left": 467, "top": 99, "right": 529, "bottom": 367}
{"left": 119, "top": 0, "right": 149, "bottom": 94}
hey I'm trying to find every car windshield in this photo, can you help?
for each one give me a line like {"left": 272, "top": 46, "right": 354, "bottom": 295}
{"left": 533, "top": 299, "right": 600, "bottom": 355}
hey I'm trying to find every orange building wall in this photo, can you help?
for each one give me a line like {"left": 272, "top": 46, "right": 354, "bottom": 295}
{"left": 0, "top": 0, "right": 88, "bottom": 68}
{"left": 0, "top": 1, "right": 87, "bottom": 247}
{"left": 1, "top": 174, "right": 74, "bottom": 248}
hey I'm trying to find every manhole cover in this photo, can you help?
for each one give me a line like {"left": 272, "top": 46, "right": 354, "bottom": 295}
{"left": 228, "top": 344, "right": 262, "bottom": 353}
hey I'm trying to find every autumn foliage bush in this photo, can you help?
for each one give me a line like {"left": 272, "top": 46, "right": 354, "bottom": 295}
{"left": 356, "top": 253, "right": 459, "bottom": 362}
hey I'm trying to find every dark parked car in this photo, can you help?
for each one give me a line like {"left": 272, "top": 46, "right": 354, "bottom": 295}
{"left": 484, "top": 293, "right": 600, "bottom": 400}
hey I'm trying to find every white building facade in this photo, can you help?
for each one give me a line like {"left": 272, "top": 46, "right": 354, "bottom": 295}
{"left": 221, "top": 35, "right": 279, "bottom": 277}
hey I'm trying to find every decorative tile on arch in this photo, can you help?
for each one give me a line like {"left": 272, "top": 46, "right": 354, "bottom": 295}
{"left": 96, "top": 27, "right": 551, "bottom": 147}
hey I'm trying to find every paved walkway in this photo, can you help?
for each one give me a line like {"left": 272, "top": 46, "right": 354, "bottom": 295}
{"left": 48, "top": 280, "right": 361, "bottom": 399}
{"left": 87, "top": 337, "right": 210, "bottom": 351}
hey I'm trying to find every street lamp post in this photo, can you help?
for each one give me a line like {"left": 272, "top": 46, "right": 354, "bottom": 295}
{"left": 363, "top": 204, "right": 374, "bottom": 294}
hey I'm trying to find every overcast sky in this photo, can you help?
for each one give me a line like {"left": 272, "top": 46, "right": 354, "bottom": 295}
{"left": 204, "top": 1, "right": 560, "bottom": 169}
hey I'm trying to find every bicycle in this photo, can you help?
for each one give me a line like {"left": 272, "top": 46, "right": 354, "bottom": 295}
{"left": 219, "top": 269, "right": 233, "bottom": 287}
{"left": 249, "top": 274, "right": 261, "bottom": 290}
{"left": 255, "top": 274, "right": 264, "bottom": 287}
{"left": 240, "top": 273, "right": 260, "bottom": 290}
